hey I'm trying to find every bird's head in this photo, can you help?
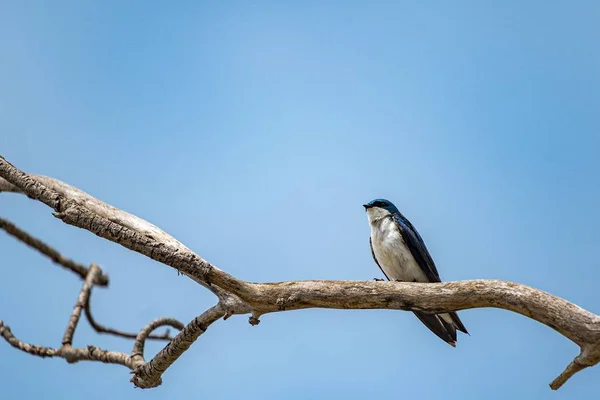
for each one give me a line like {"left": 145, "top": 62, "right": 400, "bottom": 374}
{"left": 363, "top": 198, "right": 399, "bottom": 222}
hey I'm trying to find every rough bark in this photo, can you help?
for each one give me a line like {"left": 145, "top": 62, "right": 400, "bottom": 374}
{"left": 1, "top": 155, "right": 598, "bottom": 390}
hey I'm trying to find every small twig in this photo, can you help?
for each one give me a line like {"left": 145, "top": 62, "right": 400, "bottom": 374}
{"left": 62, "top": 264, "right": 101, "bottom": 346}
{"left": 550, "top": 359, "right": 588, "bottom": 390}
{"left": 0, "top": 320, "right": 133, "bottom": 367}
{"left": 550, "top": 346, "right": 600, "bottom": 390}
{"left": 0, "top": 217, "right": 109, "bottom": 286}
{"left": 131, "top": 318, "right": 185, "bottom": 365}
{"left": 84, "top": 295, "right": 177, "bottom": 341}
{"left": 0, "top": 320, "right": 57, "bottom": 358}
{"left": 131, "top": 304, "right": 226, "bottom": 389}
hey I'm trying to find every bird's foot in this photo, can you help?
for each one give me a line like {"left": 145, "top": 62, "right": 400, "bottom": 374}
{"left": 373, "top": 278, "right": 385, "bottom": 282}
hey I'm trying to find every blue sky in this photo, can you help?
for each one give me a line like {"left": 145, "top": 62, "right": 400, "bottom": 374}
{"left": 1, "top": 1, "right": 599, "bottom": 399}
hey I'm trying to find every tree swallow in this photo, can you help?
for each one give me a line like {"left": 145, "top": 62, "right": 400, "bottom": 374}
{"left": 363, "top": 198, "right": 468, "bottom": 347}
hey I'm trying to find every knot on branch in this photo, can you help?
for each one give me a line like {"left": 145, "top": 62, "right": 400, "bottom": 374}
{"left": 130, "top": 366, "right": 163, "bottom": 389}
{"left": 58, "top": 345, "right": 79, "bottom": 364}
{"left": 276, "top": 295, "right": 298, "bottom": 311}
{"left": 579, "top": 344, "right": 600, "bottom": 365}
{"left": 216, "top": 291, "right": 251, "bottom": 319}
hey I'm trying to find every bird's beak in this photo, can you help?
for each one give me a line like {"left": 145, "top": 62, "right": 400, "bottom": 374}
{"left": 363, "top": 204, "right": 371, "bottom": 209}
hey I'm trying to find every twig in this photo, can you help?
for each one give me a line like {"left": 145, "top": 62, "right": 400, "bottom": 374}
{"left": 131, "top": 304, "right": 226, "bottom": 388}
{"left": 0, "top": 320, "right": 134, "bottom": 368}
{"left": 0, "top": 217, "right": 109, "bottom": 286}
{"left": 84, "top": 295, "right": 177, "bottom": 341}
{"left": 0, "top": 320, "right": 57, "bottom": 358}
{"left": 549, "top": 346, "right": 600, "bottom": 390}
{"left": 62, "top": 264, "right": 101, "bottom": 345}
{"left": 550, "top": 358, "right": 588, "bottom": 390}
{"left": 131, "top": 318, "right": 186, "bottom": 365}
{"left": 0, "top": 238, "right": 184, "bottom": 374}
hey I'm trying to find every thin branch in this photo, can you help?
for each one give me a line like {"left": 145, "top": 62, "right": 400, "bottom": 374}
{"left": 131, "top": 305, "right": 226, "bottom": 388}
{"left": 2, "top": 155, "right": 600, "bottom": 390}
{"left": 0, "top": 216, "right": 176, "bottom": 341}
{"left": 550, "top": 357, "right": 588, "bottom": 390}
{"left": 62, "top": 264, "right": 101, "bottom": 345}
{"left": 0, "top": 217, "right": 109, "bottom": 286}
{"left": 84, "top": 295, "right": 177, "bottom": 341}
{"left": 550, "top": 345, "right": 600, "bottom": 390}
{"left": 0, "top": 319, "right": 134, "bottom": 368}
{"left": 0, "top": 320, "right": 58, "bottom": 358}
{"left": 56, "top": 345, "right": 135, "bottom": 367}
{"left": 0, "top": 225, "right": 184, "bottom": 375}
{"left": 131, "top": 318, "right": 186, "bottom": 364}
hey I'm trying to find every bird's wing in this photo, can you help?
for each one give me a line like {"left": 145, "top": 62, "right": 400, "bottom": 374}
{"left": 370, "top": 237, "right": 390, "bottom": 280}
{"left": 393, "top": 213, "right": 470, "bottom": 335}
{"left": 372, "top": 220, "right": 469, "bottom": 337}
{"left": 392, "top": 213, "right": 441, "bottom": 283}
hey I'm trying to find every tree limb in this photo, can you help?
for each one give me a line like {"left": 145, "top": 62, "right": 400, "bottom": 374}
{"left": 0, "top": 259, "right": 188, "bottom": 374}
{"left": 0, "top": 217, "right": 109, "bottom": 286}
{"left": 1, "top": 155, "right": 599, "bottom": 390}
{"left": 130, "top": 306, "right": 224, "bottom": 388}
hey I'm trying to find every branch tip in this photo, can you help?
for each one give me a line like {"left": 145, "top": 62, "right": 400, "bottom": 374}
{"left": 549, "top": 347, "right": 600, "bottom": 390}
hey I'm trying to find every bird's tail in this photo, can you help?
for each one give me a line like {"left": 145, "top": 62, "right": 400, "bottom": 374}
{"left": 413, "top": 311, "right": 469, "bottom": 347}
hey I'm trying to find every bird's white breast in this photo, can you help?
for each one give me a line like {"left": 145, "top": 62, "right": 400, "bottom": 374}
{"left": 370, "top": 216, "right": 428, "bottom": 283}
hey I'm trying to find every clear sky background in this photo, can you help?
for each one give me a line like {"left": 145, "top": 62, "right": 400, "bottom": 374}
{"left": 1, "top": 1, "right": 599, "bottom": 399}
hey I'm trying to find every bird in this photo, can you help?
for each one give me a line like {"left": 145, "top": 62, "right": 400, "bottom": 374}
{"left": 363, "top": 198, "right": 468, "bottom": 347}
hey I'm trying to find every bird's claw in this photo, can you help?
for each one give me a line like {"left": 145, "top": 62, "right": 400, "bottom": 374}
{"left": 373, "top": 278, "right": 385, "bottom": 282}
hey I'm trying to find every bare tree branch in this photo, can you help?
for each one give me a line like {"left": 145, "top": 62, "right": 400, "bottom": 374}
{"left": 131, "top": 305, "right": 226, "bottom": 388}
{"left": 85, "top": 295, "right": 176, "bottom": 341}
{"left": 0, "top": 217, "right": 109, "bottom": 286}
{"left": 131, "top": 318, "right": 185, "bottom": 362}
{"left": 0, "top": 218, "right": 189, "bottom": 381}
{"left": 0, "top": 319, "right": 135, "bottom": 367}
{"left": 61, "top": 264, "right": 101, "bottom": 345}
{"left": 0, "top": 320, "right": 58, "bottom": 358}
{"left": 0, "top": 216, "right": 177, "bottom": 341}
{"left": 1, "top": 154, "right": 599, "bottom": 390}
{"left": 550, "top": 356, "right": 591, "bottom": 390}
{"left": 0, "top": 257, "right": 187, "bottom": 374}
